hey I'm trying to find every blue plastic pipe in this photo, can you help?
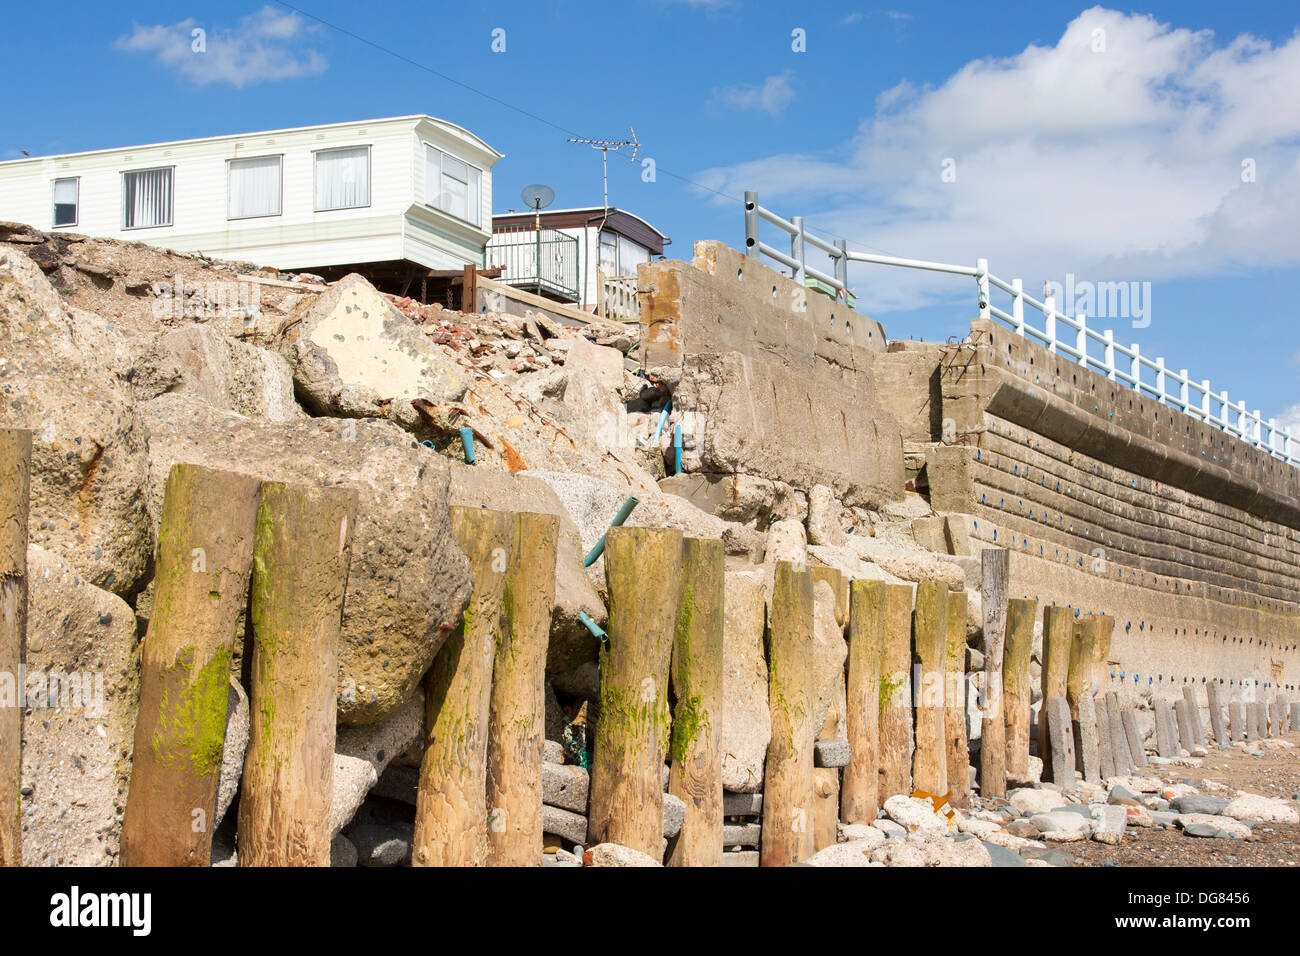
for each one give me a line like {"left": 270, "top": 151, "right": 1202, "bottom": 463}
{"left": 583, "top": 496, "right": 639, "bottom": 567}
{"left": 578, "top": 611, "right": 607, "bottom": 644}
{"left": 459, "top": 427, "right": 476, "bottom": 464}
{"left": 652, "top": 399, "right": 672, "bottom": 444}
{"left": 673, "top": 424, "right": 682, "bottom": 475}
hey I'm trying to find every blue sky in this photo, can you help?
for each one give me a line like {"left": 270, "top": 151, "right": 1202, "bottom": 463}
{"left": 5, "top": 1, "right": 1300, "bottom": 429}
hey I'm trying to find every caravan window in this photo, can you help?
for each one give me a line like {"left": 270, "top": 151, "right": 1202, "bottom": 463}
{"left": 228, "top": 155, "right": 283, "bottom": 220}
{"left": 315, "top": 146, "right": 371, "bottom": 211}
{"left": 52, "top": 177, "right": 78, "bottom": 227}
{"left": 425, "top": 145, "right": 482, "bottom": 227}
{"left": 122, "top": 167, "right": 174, "bottom": 229}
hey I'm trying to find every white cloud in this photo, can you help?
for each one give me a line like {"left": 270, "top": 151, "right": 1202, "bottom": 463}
{"left": 1276, "top": 404, "right": 1300, "bottom": 433}
{"left": 693, "top": 7, "right": 1300, "bottom": 316}
{"left": 709, "top": 72, "right": 796, "bottom": 118}
{"left": 116, "top": 6, "right": 327, "bottom": 88}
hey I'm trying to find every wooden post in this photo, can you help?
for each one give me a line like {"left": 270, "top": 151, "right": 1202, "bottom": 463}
{"left": 979, "top": 549, "right": 1009, "bottom": 799}
{"left": 238, "top": 482, "right": 355, "bottom": 866}
{"left": 812, "top": 768, "right": 839, "bottom": 852}
{"left": 1076, "top": 690, "right": 1102, "bottom": 783}
{"left": 1106, "top": 691, "right": 1133, "bottom": 773}
{"left": 1068, "top": 616, "right": 1102, "bottom": 777}
{"left": 1093, "top": 615, "right": 1114, "bottom": 666}
{"left": 588, "top": 527, "right": 683, "bottom": 857}
{"left": 122, "top": 464, "right": 262, "bottom": 867}
{"left": 842, "top": 580, "right": 883, "bottom": 824}
{"left": 1121, "top": 704, "right": 1148, "bottom": 767}
{"left": 0, "top": 429, "right": 30, "bottom": 868}
{"left": 462, "top": 264, "right": 477, "bottom": 313}
{"left": 878, "top": 582, "right": 915, "bottom": 804}
{"left": 1067, "top": 616, "right": 1097, "bottom": 720}
{"left": 1039, "top": 606, "right": 1073, "bottom": 781}
{"left": 486, "top": 512, "right": 559, "bottom": 867}
{"left": 1003, "top": 597, "right": 1036, "bottom": 778}
{"left": 1154, "top": 698, "right": 1177, "bottom": 757}
{"left": 415, "top": 507, "right": 514, "bottom": 867}
{"left": 1182, "top": 685, "right": 1205, "bottom": 747}
{"left": 809, "top": 566, "right": 846, "bottom": 627}
{"left": 1095, "top": 694, "right": 1115, "bottom": 778}
{"left": 761, "top": 561, "right": 816, "bottom": 867}
{"left": 944, "top": 590, "right": 970, "bottom": 809}
{"left": 666, "top": 537, "right": 725, "bottom": 868}
{"left": 912, "top": 580, "right": 948, "bottom": 797}
{"left": 1044, "top": 697, "right": 1075, "bottom": 786}
{"left": 1205, "top": 681, "right": 1227, "bottom": 748}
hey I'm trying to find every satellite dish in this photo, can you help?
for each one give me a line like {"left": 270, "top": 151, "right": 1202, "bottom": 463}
{"left": 521, "top": 184, "right": 555, "bottom": 212}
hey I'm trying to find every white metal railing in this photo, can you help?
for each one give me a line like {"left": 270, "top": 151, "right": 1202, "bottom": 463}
{"left": 743, "top": 191, "right": 1296, "bottom": 466}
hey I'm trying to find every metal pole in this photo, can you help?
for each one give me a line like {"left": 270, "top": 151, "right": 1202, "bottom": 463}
{"left": 791, "top": 216, "right": 806, "bottom": 285}
{"left": 834, "top": 238, "right": 848, "bottom": 298}
{"left": 1045, "top": 295, "right": 1057, "bottom": 353}
{"left": 1012, "top": 278, "right": 1024, "bottom": 336}
{"left": 976, "top": 259, "right": 990, "bottom": 319}
{"left": 744, "top": 191, "right": 759, "bottom": 258}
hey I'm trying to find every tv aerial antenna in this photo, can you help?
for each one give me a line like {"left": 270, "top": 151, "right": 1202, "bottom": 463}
{"left": 567, "top": 127, "right": 640, "bottom": 215}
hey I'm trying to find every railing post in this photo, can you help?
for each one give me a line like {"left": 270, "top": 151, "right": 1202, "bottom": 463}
{"left": 744, "top": 191, "right": 759, "bottom": 258}
{"left": 1076, "top": 312, "right": 1088, "bottom": 367}
{"left": 1179, "top": 370, "right": 1190, "bottom": 414}
{"left": 1012, "top": 278, "right": 1024, "bottom": 335}
{"left": 1044, "top": 295, "right": 1057, "bottom": 353}
{"left": 1103, "top": 329, "right": 1115, "bottom": 380}
{"left": 834, "top": 238, "right": 848, "bottom": 299}
{"left": 976, "top": 259, "right": 990, "bottom": 319}
{"left": 1268, "top": 417, "right": 1278, "bottom": 455}
{"left": 1155, "top": 357, "right": 1166, "bottom": 404}
{"left": 791, "top": 216, "right": 806, "bottom": 285}
{"left": 1201, "top": 380, "right": 1211, "bottom": 424}
{"left": 1130, "top": 343, "right": 1140, "bottom": 392}
{"left": 1220, "top": 389, "right": 1230, "bottom": 430}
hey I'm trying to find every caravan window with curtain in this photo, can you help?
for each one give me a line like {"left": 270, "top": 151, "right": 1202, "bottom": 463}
{"left": 425, "top": 144, "right": 482, "bottom": 226}
{"left": 617, "top": 235, "right": 650, "bottom": 275}
{"left": 314, "top": 145, "right": 370, "bottom": 211}
{"left": 122, "top": 167, "right": 174, "bottom": 229}
{"left": 599, "top": 231, "right": 618, "bottom": 276}
{"left": 228, "top": 155, "right": 283, "bottom": 220}
{"left": 52, "top": 177, "right": 78, "bottom": 227}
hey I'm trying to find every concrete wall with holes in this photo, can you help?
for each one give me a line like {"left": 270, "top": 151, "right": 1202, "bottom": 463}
{"left": 928, "top": 318, "right": 1300, "bottom": 697}
{"left": 637, "top": 241, "right": 902, "bottom": 508}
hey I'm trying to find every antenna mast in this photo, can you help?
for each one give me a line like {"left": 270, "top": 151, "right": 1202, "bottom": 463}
{"left": 566, "top": 127, "right": 640, "bottom": 216}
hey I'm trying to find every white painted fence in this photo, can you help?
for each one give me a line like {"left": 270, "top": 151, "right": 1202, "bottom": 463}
{"left": 743, "top": 191, "right": 1295, "bottom": 466}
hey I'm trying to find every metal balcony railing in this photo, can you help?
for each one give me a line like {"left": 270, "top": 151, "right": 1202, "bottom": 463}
{"left": 486, "top": 224, "right": 580, "bottom": 302}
